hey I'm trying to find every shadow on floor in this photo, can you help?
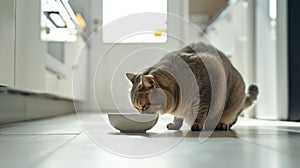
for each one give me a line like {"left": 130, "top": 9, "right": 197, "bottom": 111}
{"left": 108, "top": 130, "right": 238, "bottom": 138}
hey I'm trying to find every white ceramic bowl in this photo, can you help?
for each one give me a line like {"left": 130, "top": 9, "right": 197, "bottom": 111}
{"left": 108, "top": 113, "right": 158, "bottom": 133}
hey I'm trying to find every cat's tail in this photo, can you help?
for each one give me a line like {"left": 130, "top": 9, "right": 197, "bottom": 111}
{"left": 244, "top": 84, "right": 259, "bottom": 109}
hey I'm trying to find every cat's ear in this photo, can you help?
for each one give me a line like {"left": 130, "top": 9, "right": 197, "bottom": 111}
{"left": 141, "top": 75, "right": 158, "bottom": 88}
{"left": 126, "top": 73, "right": 136, "bottom": 83}
{"left": 181, "top": 45, "right": 195, "bottom": 54}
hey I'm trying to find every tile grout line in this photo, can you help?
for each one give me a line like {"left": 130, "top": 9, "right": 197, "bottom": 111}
{"left": 0, "top": 129, "right": 84, "bottom": 136}
{"left": 275, "top": 128, "right": 300, "bottom": 134}
{"left": 235, "top": 136, "right": 298, "bottom": 158}
{"left": 0, "top": 133, "right": 82, "bottom": 136}
{"left": 24, "top": 133, "right": 82, "bottom": 168}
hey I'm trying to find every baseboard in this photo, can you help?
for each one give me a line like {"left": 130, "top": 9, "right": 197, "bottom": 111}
{"left": 0, "top": 93, "right": 75, "bottom": 124}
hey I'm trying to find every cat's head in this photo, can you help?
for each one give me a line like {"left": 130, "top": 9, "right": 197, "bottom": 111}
{"left": 126, "top": 73, "right": 167, "bottom": 114}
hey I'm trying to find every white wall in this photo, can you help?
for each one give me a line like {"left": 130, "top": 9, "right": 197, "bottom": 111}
{"left": 255, "top": 0, "right": 277, "bottom": 119}
{"left": 15, "top": 0, "right": 47, "bottom": 91}
{"left": 0, "top": 0, "right": 15, "bottom": 87}
{"left": 203, "top": 0, "right": 255, "bottom": 117}
{"left": 255, "top": 0, "right": 288, "bottom": 120}
{"left": 85, "top": 0, "right": 187, "bottom": 111}
{"left": 205, "top": 0, "right": 255, "bottom": 86}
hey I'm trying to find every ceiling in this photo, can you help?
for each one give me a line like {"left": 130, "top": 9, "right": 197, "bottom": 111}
{"left": 189, "top": 0, "right": 229, "bottom": 20}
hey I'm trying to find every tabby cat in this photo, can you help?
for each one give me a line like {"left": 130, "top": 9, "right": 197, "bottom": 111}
{"left": 126, "top": 42, "right": 258, "bottom": 131}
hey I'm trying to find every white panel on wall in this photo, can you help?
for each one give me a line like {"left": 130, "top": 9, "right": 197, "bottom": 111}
{"left": 72, "top": 37, "right": 88, "bottom": 101}
{"left": 276, "top": 0, "right": 288, "bottom": 120}
{"left": 255, "top": 0, "right": 288, "bottom": 120}
{"left": 102, "top": 0, "right": 167, "bottom": 43}
{"left": 45, "top": 35, "right": 88, "bottom": 100}
{"left": 87, "top": 0, "right": 185, "bottom": 111}
{"left": 15, "top": 0, "right": 46, "bottom": 91}
{"left": 0, "top": 0, "right": 15, "bottom": 87}
{"left": 255, "top": 0, "right": 277, "bottom": 120}
{"left": 205, "top": 0, "right": 254, "bottom": 86}
{"left": 203, "top": 0, "right": 255, "bottom": 117}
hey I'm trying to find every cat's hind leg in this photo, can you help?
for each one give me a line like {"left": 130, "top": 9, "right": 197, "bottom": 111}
{"left": 191, "top": 101, "right": 210, "bottom": 131}
{"left": 167, "top": 117, "right": 183, "bottom": 130}
{"left": 215, "top": 108, "right": 243, "bottom": 131}
{"left": 216, "top": 85, "right": 259, "bottom": 130}
{"left": 215, "top": 99, "right": 245, "bottom": 131}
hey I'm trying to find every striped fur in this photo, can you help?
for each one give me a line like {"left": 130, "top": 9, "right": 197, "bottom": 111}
{"left": 126, "top": 42, "right": 258, "bottom": 131}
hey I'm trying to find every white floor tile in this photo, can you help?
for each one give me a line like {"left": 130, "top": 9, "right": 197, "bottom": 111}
{"left": 0, "top": 114, "right": 82, "bottom": 135}
{"left": 0, "top": 135, "right": 77, "bottom": 168}
{"left": 0, "top": 113, "right": 300, "bottom": 168}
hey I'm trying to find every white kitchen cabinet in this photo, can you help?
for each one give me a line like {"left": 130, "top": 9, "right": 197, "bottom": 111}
{"left": 0, "top": 0, "right": 88, "bottom": 124}
{"left": 71, "top": 37, "right": 88, "bottom": 101}
{"left": 13, "top": 0, "right": 88, "bottom": 100}
{"left": 14, "top": 0, "right": 88, "bottom": 100}
{"left": 15, "top": 0, "right": 47, "bottom": 91}
{"left": 0, "top": 0, "right": 15, "bottom": 87}
{"left": 45, "top": 35, "right": 88, "bottom": 100}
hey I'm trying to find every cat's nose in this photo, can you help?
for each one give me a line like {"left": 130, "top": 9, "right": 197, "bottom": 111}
{"left": 137, "top": 107, "right": 144, "bottom": 113}
{"left": 142, "top": 103, "right": 151, "bottom": 112}
{"left": 142, "top": 105, "right": 146, "bottom": 111}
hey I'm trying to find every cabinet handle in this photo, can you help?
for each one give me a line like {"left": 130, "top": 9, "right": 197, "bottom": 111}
{"left": 72, "top": 65, "right": 79, "bottom": 70}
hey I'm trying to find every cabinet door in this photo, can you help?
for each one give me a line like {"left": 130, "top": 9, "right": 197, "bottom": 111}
{"left": 72, "top": 37, "right": 88, "bottom": 101}
{"left": 15, "top": 0, "right": 46, "bottom": 91}
{"left": 65, "top": 36, "right": 88, "bottom": 101}
{"left": 45, "top": 36, "right": 88, "bottom": 100}
{"left": 0, "top": 0, "right": 15, "bottom": 87}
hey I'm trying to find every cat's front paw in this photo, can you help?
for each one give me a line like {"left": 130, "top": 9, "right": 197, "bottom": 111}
{"left": 215, "top": 123, "right": 231, "bottom": 131}
{"left": 191, "top": 123, "right": 203, "bottom": 131}
{"left": 167, "top": 123, "right": 181, "bottom": 130}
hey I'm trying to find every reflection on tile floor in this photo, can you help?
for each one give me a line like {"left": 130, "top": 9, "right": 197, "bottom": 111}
{"left": 0, "top": 113, "right": 300, "bottom": 168}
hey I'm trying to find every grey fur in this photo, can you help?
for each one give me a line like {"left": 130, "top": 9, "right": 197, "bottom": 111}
{"left": 127, "top": 42, "right": 258, "bottom": 131}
